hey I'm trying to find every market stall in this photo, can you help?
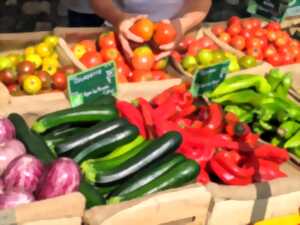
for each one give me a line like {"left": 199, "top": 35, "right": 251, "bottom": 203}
{"left": 1, "top": 2, "right": 300, "bottom": 224}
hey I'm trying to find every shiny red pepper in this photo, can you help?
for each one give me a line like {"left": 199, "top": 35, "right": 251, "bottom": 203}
{"left": 205, "top": 103, "right": 224, "bottom": 133}
{"left": 152, "top": 83, "right": 187, "bottom": 106}
{"left": 214, "top": 151, "right": 255, "bottom": 178}
{"left": 225, "top": 112, "right": 240, "bottom": 124}
{"left": 116, "top": 101, "right": 147, "bottom": 138}
{"left": 254, "top": 144, "right": 289, "bottom": 164}
{"left": 138, "top": 97, "right": 155, "bottom": 139}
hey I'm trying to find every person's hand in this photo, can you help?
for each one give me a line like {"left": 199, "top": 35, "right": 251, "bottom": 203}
{"left": 155, "top": 19, "right": 184, "bottom": 61}
{"left": 116, "top": 15, "right": 148, "bottom": 59}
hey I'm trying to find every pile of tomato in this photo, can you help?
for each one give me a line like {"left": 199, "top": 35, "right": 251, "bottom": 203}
{"left": 212, "top": 16, "right": 300, "bottom": 66}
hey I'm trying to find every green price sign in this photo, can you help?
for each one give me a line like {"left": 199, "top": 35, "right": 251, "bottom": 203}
{"left": 68, "top": 61, "right": 117, "bottom": 107}
{"left": 190, "top": 60, "right": 229, "bottom": 97}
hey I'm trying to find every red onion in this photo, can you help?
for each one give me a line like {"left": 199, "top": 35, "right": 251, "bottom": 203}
{"left": 0, "top": 139, "right": 26, "bottom": 175}
{"left": 0, "top": 178, "right": 3, "bottom": 194}
{"left": 36, "top": 158, "right": 80, "bottom": 200}
{"left": 3, "top": 155, "right": 43, "bottom": 193}
{"left": 0, "top": 190, "right": 34, "bottom": 209}
{"left": 0, "top": 118, "right": 15, "bottom": 143}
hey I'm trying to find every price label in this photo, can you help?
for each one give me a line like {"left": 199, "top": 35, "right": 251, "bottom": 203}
{"left": 190, "top": 61, "right": 229, "bottom": 97}
{"left": 68, "top": 61, "right": 117, "bottom": 107}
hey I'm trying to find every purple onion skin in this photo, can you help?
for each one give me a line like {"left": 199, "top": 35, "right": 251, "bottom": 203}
{"left": 36, "top": 158, "right": 80, "bottom": 200}
{"left": 0, "top": 118, "right": 16, "bottom": 143}
{"left": 0, "top": 139, "right": 26, "bottom": 175}
{"left": 0, "top": 178, "right": 3, "bottom": 194}
{"left": 0, "top": 190, "right": 34, "bottom": 210}
{"left": 3, "top": 155, "right": 43, "bottom": 193}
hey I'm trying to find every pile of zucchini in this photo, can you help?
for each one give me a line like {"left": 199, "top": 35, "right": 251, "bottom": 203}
{"left": 10, "top": 95, "right": 199, "bottom": 208}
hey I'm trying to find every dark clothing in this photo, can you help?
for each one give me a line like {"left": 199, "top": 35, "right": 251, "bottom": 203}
{"left": 68, "top": 10, "right": 104, "bottom": 27}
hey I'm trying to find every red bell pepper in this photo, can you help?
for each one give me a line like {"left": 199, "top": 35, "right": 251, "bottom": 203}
{"left": 116, "top": 101, "right": 147, "bottom": 138}
{"left": 205, "top": 103, "right": 224, "bottom": 133}
{"left": 138, "top": 97, "right": 156, "bottom": 139}
{"left": 210, "top": 158, "right": 252, "bottom": 185}
{"left": 242, "top": 132, "right": 259, "bottom": 148}
{"left": 214, "top": 151, "right": 255, "bottom": 178}
{"left": 152, "top": 83, "right": 187, "bottom": 106}
{"left": 176, "top": 105, "right": 197, "bottom": 119}
{"left": 254, "top": 144, "right": 289, "bottom": 164}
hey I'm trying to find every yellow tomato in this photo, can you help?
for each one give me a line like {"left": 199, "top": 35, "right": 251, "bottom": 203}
{"left": 24, "top": 46, "right": 35, "bottom": 55}
{"left": 72, "top": 43, "right": 87, "bottom": 59}
{"left": 25, "top": 54, "right": 42, "bottom": 69}
{"left": 22, "top": 75, "right": 42, "bottom": 95}
{"left": 35, "top": 42, "right": 53, "bottom": 58}
{"left": 42, "top": 57, "right": 59, "bottom": 75}
{"left": 43, "top": 35, "right": 59, "bottom": 47}
{"left": 7, "top": 54, "right": 23, "bottom": 66}
{"left": 50, "top": 52, "right": 59, "bottom": 59}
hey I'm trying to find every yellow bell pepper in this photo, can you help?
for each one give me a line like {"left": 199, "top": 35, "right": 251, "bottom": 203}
{"left": 254, "top": 214, "right": 300, "bottom": 225}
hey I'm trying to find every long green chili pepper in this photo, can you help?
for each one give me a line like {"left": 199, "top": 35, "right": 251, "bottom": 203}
{"left": 265, "top": 69, "right": 285, "bottom": 91}
{"left": 259, "top": 120, "right": 275, "bottom": 131}
{"left": 253, "top": 123, "right": 265, "bottom": 135}
{"left": 210, "top": 74, "right": 271, "bottom": 98}
{"left": 277, "top": 121, "right": 300, "bottom": 139}
{"left": 275, "top": 73, "right": 292, "bottom": 99}
{"left": 284, "top": 130, "right": 300, "bottom": 149}
{"left": 212, "top": 89, "right": 263, "bottom": 107}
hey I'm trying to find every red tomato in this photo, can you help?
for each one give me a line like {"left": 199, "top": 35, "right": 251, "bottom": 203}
{"left": 253, "top": 28, "right": 265, "bottom": 38}
{"left": 290, "top": 39, "right": 300, "bottom": 48}
{"left": 246, "top": 37, "right": 262, "bottom": 49}
{"left": 266, "top": 21, "right": 281, "bottom": 30}
{"left": 219, "top": 32, "right": 231, "bottom": 44}
{"left": 291, "top": 46, "right": 300, "bottom": 58}
{"left": 117, "top": 62, "right": 131, "bottom": 80}
{"left": 100, "top": 48, "right": 120, "bottom": 62}
{"left": 80, "top": 51, "right": 103, "bottom": 68}
{"left": 264, "top": 45, "right": 277, "bottom": 59}
{"left": 266, "top": 53, "right": 282, "bottom": 66}
{"left": 171, "top": 51, "right": 182, "bottom": 62}
{"left": 7, "top": 83, "right": 20, "bottom": 95}
{"left": 212, "top": 25, "right": 225, "bottom": 36}
{"left": 228, "top": 16, "right": 241, "bottom": 26}
{"left": 187, "top": 41, "right": 202, "bottom": 56}
{"left": 151, "top": 70, "right": 169, "bottom": 80}
{"left": 250, "top": 18, "right": 262, "bottom": 29}
{"left": 131, "top": 70, "right": 153, "bottom": 82}
{"left": 153, "top": 22, "right": 177, "bottom": 45}
{"left": 266, "top": 29, "right": 277, "bottom": 42}
{"left": 230, "top": 35, "right": 246, "bottom": 50}
{"left": 295, "top": 54, "right": 300, "bottom": 63}
{"left": 179, "top": 36, "right": 196, "bottom": 50}
{"left": 275, "top": 35, "right": 289, "bottom": 48}
{"left": 98, "top": 32, "right": 117, "bottom": 49}
{"left": 52, "top": 71, "right": 67, "bottom": 90}
{"left": 226, "top": 23, "right": 241, "bottom": 36}
{"left": 281, "top": 53, "right": 294, "bottom": 65}
{"left": 130, "top": 18, "right": 154, "bottom": 41}
{"left": 198, "top": 36, "right": 215, "bottom": 49}
{"left": 240, "top": 29, "right": 253, "bottom": 40}
{"left": 247, "top": 47, "right": 263, "bottom": 60}
{"left": 242, "top": 19, "right": 254, "bottom": 30}
{"left": 79, "top": 40, "right": 96, "bottom": 52}
{"left": 259, "top": 36, "right": 268, "bottom": 50}
{"left": 132, "top": 47, "right": 154, "bottom": 70}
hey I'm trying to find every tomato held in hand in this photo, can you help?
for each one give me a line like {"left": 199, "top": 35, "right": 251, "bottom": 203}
{"left": 80, "top": 51, "right": 103, "bottom": 68}
{"left": 230, "top": 35, "right": 246, "bottom": 50}
{"left": 98, "top": 32, "right": 117, "bottom": 49}
{"left": 130, "top": 18, "right": 155, "bottom": 42}
{"left": 101, "top": 48, "right": 120, "bottom": 62}
{"left": 153, "top": 21, "right": 177, "bottom": 46}
{"left": 53, "top": 71, "right": 67, "bottom": 91}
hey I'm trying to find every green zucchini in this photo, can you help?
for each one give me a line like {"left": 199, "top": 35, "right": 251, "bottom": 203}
{"left": 44, "top": 125, "right": 85, "bottom": 139}
{"left": 110, "top": 153, "right": 186, "bottom": 197}
{"left": 107, "top": 159, "right": 199, "bottom": 204}
{"left": 81, "top": 140, "right": 151, "bottom": 183}
{"left": 32, "top": 105, "right": 118, "bottom": 133}
{"left": 8, "top": 113, "right": 56, "bottom": 164}
{"left": 95, "top": 131, "right": 182, "bottom": 184}
{"left": 96, "top": 184, "right": 119, "bottom": 197}
{"left": 56, "top": 119, "right": 129, "bottom": 155}
{"left": 84, "top": 95, "right": 116, "bottom": 106}
{"left": 79, "top": 179, "right": 105, "bottom": 208}
{"left": 71, "top": 124, "right": 139, "bottom": 163}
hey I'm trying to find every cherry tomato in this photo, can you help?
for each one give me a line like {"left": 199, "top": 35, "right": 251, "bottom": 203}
{"left": 275, "top": 35, "right": 289, "bottom": 48}
{"left": 179, "top": 36, "right": 196, "bottom": 50}
{"left": 281, "top": 52, "right": 294, "bottom": 65}
{"left": 117, "top": 61, "right": 131, "bottom": 80}
{"left": 250, "top": 18, "right": 262, "bottom": 29}
{"left": 219, "top": 32, "right": 231, "bottom": 44}
{"left": 153, "top": 21, "right": 177, "bottom": 45}
{"left": 264, "top": 45, "right": 277, "bottom": 59}
{"left": 198, "top": 36, "right": 215, "bottom": 49}
{"left": 151, "top": 70, "right": 169, "bottom": 80}
{"left": 36, "top": 70, "right": 51, "bottom": 89}
{"left": 130, "top": 18, "right": 155, "bottom": 42}
{"left": 266, "top": 21, "right": 281, "bottom": 30}
{"left": 7, "top": 83, "right": 21, "bottom": 95}
{"left": 290, "top": 39, "right": 300, "bottom": 48}
{"left": 131, "top": 70, "right": 153, "bottom": 82}
{"left": 187, "top": 41, "right": 203, "bottom": 56}
{"left": 228, "top": 16, "right": 241, "bottom": 26}
{"left": 266, "top": 53, "right": 282, "bottom": 66}
{"left": 230, "top": 35, "right": 246, "bottom": 50}
{"left": 266, "top": 29, "right": 277, "bottom": 42}
{"left": 52, "top": 71, "right": 67, "bottom": 90}
{"left": 80, "top": 51, "right": 103, "bottom": 68}
{"left": 61, "top": 65, "right": 78, "bottom": 76}
{"left": 247, "top": 47, "right": 263, "bottom": 60}
{"left": 253, "top": 28, "right": 265, "bottom": 38}
{"left": 0, "top": 69, "right": 17, "bottom": 85}
{"left": 246, "top": 37, "right": 262, "bottom": 49}
{"left": 18, "top": 74, "right": 29, "bottom": 85}
{"left": 80, "top": 40, "right": 97, "bottom": 52}
{"left": 242, "top": 19, "right": 254, "bottom": 30}
{"left": 291, "top": 46, "right": 300, "bottom": 58}
{"left": 98, "top": 32, "right": 117, "bottom": 49}
{"left": 132, "top": 53, "right": 154, "bottom": 70}
{"left": 259, "top": 36, "right": 268, "bottom": 50}
{"left": 212, "top": 25, "right": 225, "bottom": 36}
{"left": 100, "top": 48, "right": 120, "bottom": 62}
{"left": 226, "top": 23, "right": 241, "bottom": 36}
{"left": 22, "top": 75, "right": 42, "bottom": 95}
{"left": 240, "top": 29, "right": 253, "bottom": 40}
